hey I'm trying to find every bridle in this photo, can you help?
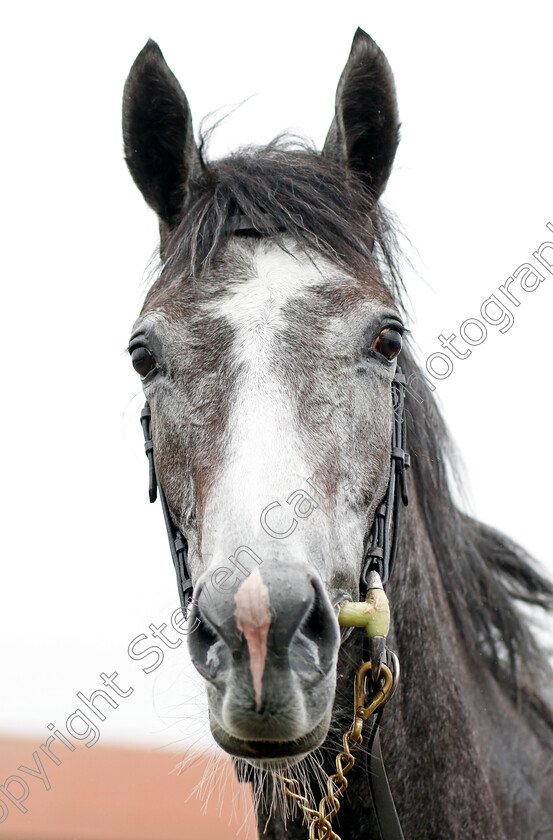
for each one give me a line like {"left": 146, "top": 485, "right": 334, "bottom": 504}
{"left": 140, "top": 402, "right": 193, "bottom": 616}
{"left": 139, "top": 370, "right": 409, "bottom": 618}
{"left": 361, "top": 368, "right": 410, "bottom": 591}
{"left": 137, "top": 238, "right": 410, "bottom": 840}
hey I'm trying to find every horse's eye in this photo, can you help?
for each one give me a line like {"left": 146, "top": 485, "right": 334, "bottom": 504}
{"left": 373, "top": 328, "right": 402, "bottom": 361}
{"left": 131, "top": 346, "right": 156, "bottom": 377}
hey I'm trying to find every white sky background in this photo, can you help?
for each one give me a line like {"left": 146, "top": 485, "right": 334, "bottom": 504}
{"left": 1, "top": 0, "right": 552, "bottom": 758}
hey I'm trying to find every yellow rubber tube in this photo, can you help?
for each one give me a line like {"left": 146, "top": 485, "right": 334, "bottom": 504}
{"left": 338, "top": 587, "right": 390, "bottom": 638}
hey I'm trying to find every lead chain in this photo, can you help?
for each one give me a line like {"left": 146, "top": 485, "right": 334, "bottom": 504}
{"left": 276, "top": 663, "right": 395, "bottom": 840}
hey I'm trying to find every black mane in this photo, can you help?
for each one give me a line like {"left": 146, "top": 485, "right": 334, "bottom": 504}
{"left": 400, "top": 350, "right": 553, "bottom": 729}
{"left": 156, "top": 138, "right": 553, "bottom": 727}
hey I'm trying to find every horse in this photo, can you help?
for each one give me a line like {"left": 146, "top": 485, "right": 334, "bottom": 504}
{"left": 122, "top": 28, "right": 553, "bottom": 840}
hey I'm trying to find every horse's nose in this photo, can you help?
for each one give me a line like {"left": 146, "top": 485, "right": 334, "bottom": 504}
{"left": 188, "top": 563, "right": 339, "bottom": 686}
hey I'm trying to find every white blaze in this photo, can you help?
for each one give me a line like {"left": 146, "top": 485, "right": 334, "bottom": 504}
{"left": 202, "top": 244, "right": 325, "bottom": 558}
{"left": 234, "top": 568, "right": 272, "bottom": 711}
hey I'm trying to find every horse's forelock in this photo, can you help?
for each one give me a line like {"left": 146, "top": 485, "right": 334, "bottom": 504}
{"left": 147, "top": 141, "right": 402, "bottom": 299}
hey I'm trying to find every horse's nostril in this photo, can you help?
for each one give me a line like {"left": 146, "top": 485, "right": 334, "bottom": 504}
{"left": 305, "top": 580, "right": 338, "bottom": 641}
{"left": 187, "top": 602, "right": 227, "bottom": 681}
{"left": 294, "top": 580, "right": 340, "bottom": 676}
{"left": 197, "top": 611, "right": 219, "bottom": 645}
{"left": 302, "top": 584, "right": 327, "bottom": 641}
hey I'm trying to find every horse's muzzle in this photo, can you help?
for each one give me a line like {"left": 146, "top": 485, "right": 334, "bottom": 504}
{"left": 187, "top": 561, "right": 340, "bottom": 754}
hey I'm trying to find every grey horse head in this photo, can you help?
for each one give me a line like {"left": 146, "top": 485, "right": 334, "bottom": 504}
{"left": 123, "top": 29, "right": 403, "bottom": 766}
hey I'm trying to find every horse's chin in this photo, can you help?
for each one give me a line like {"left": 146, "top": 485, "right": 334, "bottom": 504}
{"left": 243, "top": 755, "right": 308, "bottom": 770}
{"left": 209, "top": 709, "right": 331, "bottom": 764}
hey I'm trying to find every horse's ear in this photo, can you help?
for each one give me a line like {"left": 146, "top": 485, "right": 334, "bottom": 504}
{"left": 323, "top": 28, "right": 399, "bottom": 199}
{"left": 122, "top": 40, "right": 200, "bottom": 229}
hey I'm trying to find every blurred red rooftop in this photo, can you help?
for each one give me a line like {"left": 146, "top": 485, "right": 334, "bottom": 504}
{"left": 0, "top": 737, "right": 256, "bottom": 840}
